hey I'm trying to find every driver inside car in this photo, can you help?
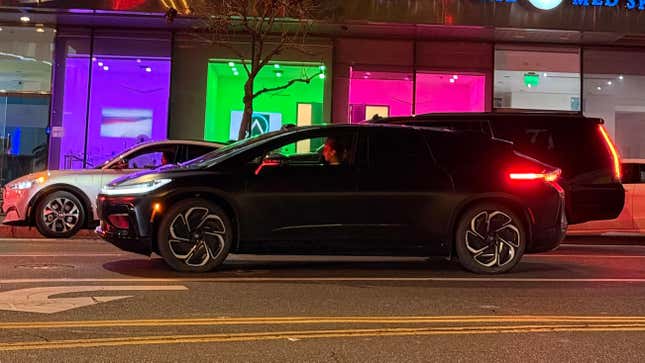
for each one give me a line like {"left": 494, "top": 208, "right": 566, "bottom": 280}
{"left": 322, "top": 137, "right": 348, "bottom": 165}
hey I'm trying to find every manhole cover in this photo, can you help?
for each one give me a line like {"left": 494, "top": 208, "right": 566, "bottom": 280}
{"left": 15, "top": 263, "right": 76, "bottom": 270}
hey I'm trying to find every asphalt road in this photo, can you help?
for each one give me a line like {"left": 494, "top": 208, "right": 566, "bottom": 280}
{"left": 0, "top": 237, "right": 645, "bottom": 362}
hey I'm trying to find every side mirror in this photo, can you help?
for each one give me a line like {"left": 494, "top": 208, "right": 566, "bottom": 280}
{"left": 254, "top": 153, "right": 286, "bottom": 175}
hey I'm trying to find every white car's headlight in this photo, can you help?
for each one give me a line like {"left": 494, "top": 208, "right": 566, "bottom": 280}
{"left": 101, "top": 179, "right": 172, "bottom": 196}
{"left": 9, "top": 176, "right": 46, "bottom": 190}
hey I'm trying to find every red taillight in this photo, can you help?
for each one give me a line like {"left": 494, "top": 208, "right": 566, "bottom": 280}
{"left": 509, "top": 169, "right": 561, "bottom": 182}
{"left": 108, "top": 214, "right": 130, "bottom": 230}
{"left": 598, "top": 124, "right": 622, "bottom": 181}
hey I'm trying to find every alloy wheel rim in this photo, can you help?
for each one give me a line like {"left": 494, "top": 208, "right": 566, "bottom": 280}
{"left": 42, "top": 197, "right": 81, "bottom": 233}
{"left": 168, "top": 207, "right": 226, "bottom": 267}
{"left": 465, "top": 211, "right": 521, "bottom": 268}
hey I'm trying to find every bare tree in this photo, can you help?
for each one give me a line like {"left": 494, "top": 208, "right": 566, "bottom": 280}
{"left": 185, "top": 0, "right": 325, "bottom": 140}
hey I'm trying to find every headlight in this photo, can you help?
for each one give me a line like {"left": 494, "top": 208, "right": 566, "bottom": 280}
{"left": 101, "top": 179, "right": 172, "bottom": 196}
{"left": 9, "top": 176, "right": 46, "bottom": 190}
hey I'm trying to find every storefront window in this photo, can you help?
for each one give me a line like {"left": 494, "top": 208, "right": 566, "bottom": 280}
{"left": 584, "top": 49, "right": 645, "bottom": 158}
{"left": 51, "top": 30, "right": 171, "bottom": 169}
{"left": 494, "top": 47, "right": 580, "bottom": 111}
{"left": 204, "top": 60, "right": 325, "bottom": 143}
{"left": 415, "top": 72, "right": 485, "bottom": 114}
{"left": 0, "top": 26, "right": 54, "bottom": 186}
{"left": 348, "top": 70, "right": 412, "bottom": 123}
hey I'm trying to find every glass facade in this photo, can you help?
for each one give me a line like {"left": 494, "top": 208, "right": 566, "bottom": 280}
{"left": 0, "top": 26, "right": 54, "bottom": 187}
{"left": 494, "top": 46, "right": 581, "bottom": 111}
{"left": 584, "top": 49, "right": 645, "bottom": 159}
{"left": 204, "top": 60, "right": 326, "bottom": 143}
{"left": 49, "top": 30, "right": 171, "bottom": 169}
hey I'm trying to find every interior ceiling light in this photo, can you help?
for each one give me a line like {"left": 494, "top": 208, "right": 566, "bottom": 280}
{"left": 607, "top": 81, "right": 612, "bottom": 85}
{"left": 449, "top": 78, "right": 455, "bottom": 83}
{"left": 36, "top": 28, "right": 44, "bottom": 33}
{"left": 597, "top": 86, "right": 602, "bottom": 91}
{"left": 619, "top": 75, "right": 624, "bottom": 80}
{"left": 20, "top": 16, "right": 30, "bottom": 22}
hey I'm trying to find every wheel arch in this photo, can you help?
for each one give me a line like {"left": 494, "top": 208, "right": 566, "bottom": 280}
{"left": 28, "top": 184, "right": 93, "bottom": 227}
{"left": 150, "top": 189, "right": 240, "bottom": 255}
{"left": 448, "top": 195, "right": 534, "bottom": 258}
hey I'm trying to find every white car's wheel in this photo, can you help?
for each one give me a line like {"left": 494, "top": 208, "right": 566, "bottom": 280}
{"left": 34, "top": 190, "right": 86, "bottom": 238}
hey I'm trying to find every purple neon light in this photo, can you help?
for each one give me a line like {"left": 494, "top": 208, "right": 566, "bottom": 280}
{"left": 58, "top": 56, "right": 170, "bottom": 168}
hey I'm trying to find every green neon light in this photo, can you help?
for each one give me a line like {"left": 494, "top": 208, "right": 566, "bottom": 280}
{"left": 204, "top": 61, "right": 325, "bottom": 143}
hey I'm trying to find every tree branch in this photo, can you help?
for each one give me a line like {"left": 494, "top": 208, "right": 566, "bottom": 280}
{"left": 253, "top": 71, "right": 322, "bottom": 98}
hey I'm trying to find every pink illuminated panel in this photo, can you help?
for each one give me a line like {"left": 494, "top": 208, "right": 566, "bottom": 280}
{"left": 349, "top": 70, "right": 412, "bottom": 123}
{"left": 415, "top": 73, "right": 485, "bottom": 114}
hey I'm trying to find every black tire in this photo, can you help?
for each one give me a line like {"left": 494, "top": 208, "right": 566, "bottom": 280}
{"left": 455, "top": 203, "right": 526, "bottom": 274}
{"left": 34, "top": 190, "right": 86, "bottom": 238}
{"left": 157, "top": 199, "right": 232, "bottom": 273}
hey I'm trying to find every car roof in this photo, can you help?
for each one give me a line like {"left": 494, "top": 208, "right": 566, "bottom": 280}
{"left": 371, "top": 112, "right": 602, "bottom": 124}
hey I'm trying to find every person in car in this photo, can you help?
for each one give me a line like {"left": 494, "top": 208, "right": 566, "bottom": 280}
{"left": 322, "top": 137, "right": 347, "bottom": 165}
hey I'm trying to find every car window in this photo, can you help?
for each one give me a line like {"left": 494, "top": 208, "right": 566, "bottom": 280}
{"left": 492, "top": 117, "right": 611, "bottom": 177}
{"left": 184, "top": 145, "right": 217, "bottom": 162}
{"left": 367, "top": 128, "right": 431, "bottom": 169}
{"left": 641, "top": 165, "right": 645, "bottom": 183}
{"left": 262, "top": 131, "right": 356, "bottom": 167}
{"left": 111, "top": 145, "right": 178, "bottom": 170}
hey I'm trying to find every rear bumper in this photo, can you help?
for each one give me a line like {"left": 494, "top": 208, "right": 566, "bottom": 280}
{"left": 566, "top": 182, "right": 625, "bottom": 225}
{"left": 526, "top": 189, "right": 567, "bottom": 253}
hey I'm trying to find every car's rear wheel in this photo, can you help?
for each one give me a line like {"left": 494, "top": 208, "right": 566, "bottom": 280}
{"left": 34, "top": 190, "right": 86, "bottom": 238}
{"left": 157, "top": 199, "right": 231, "bottom": 272}
{"left": 455, "top": 203, "right": 526, "bottom": 274}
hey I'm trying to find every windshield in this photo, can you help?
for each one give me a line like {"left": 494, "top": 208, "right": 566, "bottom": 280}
{"left": 181, "top": 130, "right": 285, "bottom": 168}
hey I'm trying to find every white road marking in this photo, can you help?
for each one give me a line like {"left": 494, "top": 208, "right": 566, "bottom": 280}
{"left": 0, "top": 285, "right": 188, "bottom": 314}
{"left": 2, "top": 277, "right": 645, "bottom": 284}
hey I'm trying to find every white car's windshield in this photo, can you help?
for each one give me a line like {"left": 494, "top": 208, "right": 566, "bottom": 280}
{"left": 182, "top": 130, "right": 285, "bottom": 168}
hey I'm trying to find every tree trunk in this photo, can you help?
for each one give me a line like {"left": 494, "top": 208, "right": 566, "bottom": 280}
{"left": 238, "top": 76, "right": 255, "bottom": 140}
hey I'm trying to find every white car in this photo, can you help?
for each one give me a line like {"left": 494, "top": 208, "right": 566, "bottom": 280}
{"left": 2, "top": 140, "right": 221, "bottom": 238}
{"left": 568, "top": 159, "right": 645, "bottom": 236}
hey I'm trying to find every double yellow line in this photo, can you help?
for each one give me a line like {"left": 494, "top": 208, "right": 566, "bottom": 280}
{"left": 2, "top": 315, "right": 645, "bottom": 351}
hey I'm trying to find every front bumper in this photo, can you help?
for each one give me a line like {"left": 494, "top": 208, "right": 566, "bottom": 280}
{"left": 1, "top": 186, "right": 30, "bottom": 225}
{"left": 96, "top": 195, "right": 156, "bottom": 256}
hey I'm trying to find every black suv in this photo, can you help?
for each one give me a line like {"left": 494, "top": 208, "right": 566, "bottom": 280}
{"left": 373, "top": 112, "right": 625, "bottom": 225}
{"left": 97, "top": 124, "right": 566, "bottom": 274}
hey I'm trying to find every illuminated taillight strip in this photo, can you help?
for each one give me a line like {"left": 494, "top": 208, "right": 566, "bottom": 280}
{"left": 598, "top": 124, "right": 622, "bottom": 181}
{"left": 509, "top": 169, "right": 561, "bottom": 182}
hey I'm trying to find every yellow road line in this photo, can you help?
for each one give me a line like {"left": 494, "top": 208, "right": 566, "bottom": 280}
{"left": 4, "top": 315, "right": 645, "bottom": 330}
{"left": 2, "top": 323, "right": 645, "bottom": 351}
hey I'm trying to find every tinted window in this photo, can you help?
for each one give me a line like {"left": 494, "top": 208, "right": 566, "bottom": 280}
{"left": 368, "top": 128, "right": 431, "bottom": 169}
{"left": 118, "top": 145, "right": 177, "bottom": 169}
{"left": 424, "top": 131, "right": 498, "bottom": 168}
{"left": 184, "top": 144, "right": 217, "bottom": 162}
{"left": 492, "top": 117, "right": 612, "bottom": 178}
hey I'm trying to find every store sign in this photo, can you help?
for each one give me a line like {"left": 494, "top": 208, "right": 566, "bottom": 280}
{"left": 496, "top": 0, "right": 645, "bottom": 10}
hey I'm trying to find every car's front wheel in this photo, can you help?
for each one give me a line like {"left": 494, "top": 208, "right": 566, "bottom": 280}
{"left": 455, "top": 203, "right": 526, "bottom": 274}
{"left": 34, "top": 190, "right": 86, "bottom": 238}
{"left": 157, "top": 199, "right": 232, "bottom": 272}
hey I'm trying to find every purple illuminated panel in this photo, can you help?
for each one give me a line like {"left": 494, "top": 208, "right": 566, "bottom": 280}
{"left": 59, "top": 56, "right": 170, "bottom": 168}
{"left": 415, "top": 73, "right": 485, "bottom": 114}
